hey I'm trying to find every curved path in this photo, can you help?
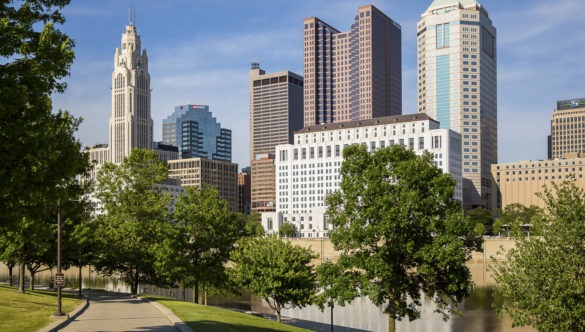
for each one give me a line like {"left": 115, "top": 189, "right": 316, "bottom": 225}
{"left": 59, "top": 291, "right": 178, "bottom": 332}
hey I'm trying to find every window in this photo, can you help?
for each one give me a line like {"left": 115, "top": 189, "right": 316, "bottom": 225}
{"left": 436, "top": 23, "right": 450, "bottom": 48}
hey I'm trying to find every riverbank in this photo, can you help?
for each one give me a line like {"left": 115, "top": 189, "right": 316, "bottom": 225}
{"left": 144, "top": 296, "right": 311, "bottom": 332}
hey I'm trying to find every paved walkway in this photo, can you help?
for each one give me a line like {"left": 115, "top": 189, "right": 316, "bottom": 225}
{"left": 59, "top": 291, "right": 178, "bottom": 332}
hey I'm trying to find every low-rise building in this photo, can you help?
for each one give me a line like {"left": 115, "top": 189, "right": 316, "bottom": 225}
{"left": 168, "top": 158, "right": 238, "bottom": 211}
{"left": 491, "top": 155, "right": 585, "bottom": 210}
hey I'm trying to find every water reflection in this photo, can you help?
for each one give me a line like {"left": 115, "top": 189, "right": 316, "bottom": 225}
{"left": 0, "top": 265, "right": 536, "bottom": 332}
{"left": 282, "top": 287, "right": 535, "bottom": 332}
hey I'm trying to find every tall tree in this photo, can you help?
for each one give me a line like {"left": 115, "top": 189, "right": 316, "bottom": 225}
{"left": 228, "top": 236, "right": 317, "bottom": 323}
{"left": 326, "top": 144, "right": 483, "bottom": 322}
{"left": 492, "top": 180, "right": 585, "bottom": 331}
{"left": 0, "top": 0, "right": 87, "bottom": 294}
{"left": 93, "top": 149, "right": 174, "bottom": 295}
{"left": 173, "top": 185, "right": 244, "bottom": 304}
{"left": 0, "top": 0, "right": 79, "bottom": 231}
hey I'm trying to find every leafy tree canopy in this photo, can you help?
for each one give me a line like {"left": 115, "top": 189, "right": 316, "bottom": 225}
{"left": 93, "top": 149, "right": 174, "bottom": 295}
{"left": 279, "top": 222, "right": 297, "bottom": 238}
{"left": 326, "top": 144, "right": 483, "bottom": 321}
{"left": 0, "top": 0, "right": 82, "bottom": 231}
{"left": 228, "top": 236, "right": 317, "bottom": 323}
{"left": 466, "top": 208, "right": 495, "bottom": 235}
{"left": 494, "top": 203, "right": 542, "bottom": 236}
{"left": 492, "top": 180, "right": 585, "bottom": 332}
{"left": 172, "top": 185, "right": 244, "bottom": 303}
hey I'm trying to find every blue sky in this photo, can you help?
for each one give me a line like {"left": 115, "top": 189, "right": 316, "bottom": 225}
{"left": 52, "top": 0, "right": 585, "bottom": 169}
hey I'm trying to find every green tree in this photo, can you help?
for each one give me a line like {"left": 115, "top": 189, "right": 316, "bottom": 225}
{"left": 173, "top": 185, "right": 244, "bottom": 304}
{"left": 279, "top": 222, "right": 297, "bottom": 237}
{"left": 228, "top": 236, "right": 317, "bottom": 323}
{"left": 0, "top": 0, "right": 79, "bottom": 232}
{"left": 244, "top": 212, "right": 264, "bottom": 236}
{"left": 0, "top": 0, "right": 88, "bottom": 295}
{"left": 93, "top": 149, "right": 174, "bottom": 295}
{"left": 493, "top": 203, "right": 542, "bottom": 236}
{"left": 467, "top": 208, "right": 495, "bottom": 235}
{"left": 492, "top": 180, "right": 585, "bottom": 331}
{"left": 326, "top": 144, "right": 482, "bottom": 322}
{"left": 313, "top": 261, "right": 360, "bottom": 329}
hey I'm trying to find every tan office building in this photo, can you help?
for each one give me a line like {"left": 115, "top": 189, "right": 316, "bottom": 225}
{"left": 303, "top": 4, "right": 402, "bottom": 127}
{"left": 417, "top": 0, "right": 497, "bottom": 210}
{"left": 491, "top": 156, "right": 585, "bottom": 210}
{"left": 249, "top": 63, "right": 303, "bottom": 213}
{"left": 550, "top": 98, "right": 585, "bottom": 159}
{"left": 168, "top": 158, "right": 238, "bottom": 212}
{"left": 250, "top": 154, "right": 276, "bottom": 213}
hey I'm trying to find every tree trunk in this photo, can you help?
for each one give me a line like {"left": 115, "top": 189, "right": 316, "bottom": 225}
{"left": 18, "top": 263, "right": 25, "bottom": 293}
{"left": 204, "top": 285, "right": 208, "bottom": 306}
{"left": 276, "top": 309, "right": 281, "bottom": 323}
{"left": 181, "top": 280, "right": 186, "bottom": 302}
{"left": 78, "top": 259, "right": 83, "bottom": 297}
{"left": 29, "top": 271, "right": 35, "bottom": 290}
{"left": 388, "top": 315, "right": 396, "bottom": 332}
{"left": 193, "top": 277, "right": 199, "bottom": 304}
{"left": 131, "top": 272, "right": 139, "bottom": 295}
{"left": 8, "top": 264, "right": 13, "bottom": 287}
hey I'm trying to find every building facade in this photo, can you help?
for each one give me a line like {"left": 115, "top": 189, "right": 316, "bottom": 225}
{"left": 491, "top": 156, "right": 585, "bottom": 210}
{"left": 238, "top": 167, "right": 251, "bottom": 215}
{"left": 167, "top": 158, "right": 238, "bottom": 211}
{"left": 417, "top": 0, "right": 497, "bottom": 210}
{"left": 550, "top": 98, "right": 585, "bottom": 159}
{"left": 249, "top": 63, "right": 304, "bottom": 213}
{"left": 303, "top": 4, "right": 402, "bottom": 127}
{"left": 162, "top": 104, "right": 232, "bottom": 161}
{"left": 262, "top": 114, "right": 462, "bottom": 237}
{"left": 153, "top": 141, "right": 179, "bottom": 163}
{"left": 109, "top": 21, "right": 153, "bottom": 164}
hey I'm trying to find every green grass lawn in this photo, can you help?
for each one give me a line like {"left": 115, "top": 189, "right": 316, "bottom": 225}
{"left": 145, "top": 296, "right": 310, "bottom": 332}
{"left": 0, "top": 285, "right": 82, "bottom": 332}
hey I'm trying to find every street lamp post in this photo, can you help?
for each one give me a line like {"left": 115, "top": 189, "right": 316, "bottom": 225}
{"left": 55, "top": 198, "right": 64, "bottom": 316}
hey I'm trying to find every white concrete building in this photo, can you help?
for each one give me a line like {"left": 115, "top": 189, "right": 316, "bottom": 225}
{"left": 262, "top": 114, "right": 462, "bottom": 237}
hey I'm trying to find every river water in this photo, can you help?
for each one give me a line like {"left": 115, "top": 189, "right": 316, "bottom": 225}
{"left": 0, "top": 264, "right": 535, "bottom": 332}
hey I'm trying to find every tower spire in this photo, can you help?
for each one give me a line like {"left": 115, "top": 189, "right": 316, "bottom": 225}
{"left": 128, "top": 7, "right": 135, "bottom": 26}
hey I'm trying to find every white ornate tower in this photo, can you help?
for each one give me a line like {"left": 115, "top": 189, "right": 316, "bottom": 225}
{"left": 109, "top": 14, "right": 152, "bottom": 164}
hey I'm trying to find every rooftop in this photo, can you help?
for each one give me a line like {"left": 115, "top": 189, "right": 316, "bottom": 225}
{"left": 425, "top": 0, "right": 479, "bottom": 14}
{"left": 295, "top": 113, "right": 437, "bottom": 134}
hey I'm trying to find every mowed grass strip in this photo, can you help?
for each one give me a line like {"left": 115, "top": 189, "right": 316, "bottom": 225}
{"left": 145, "top": 296, "right": 310, "bottom": 332}
{"left": 0, "top": 285, "right": 82, "bottom": 332}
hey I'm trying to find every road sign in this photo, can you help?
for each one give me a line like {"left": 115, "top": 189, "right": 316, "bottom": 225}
{"left": 55, "top": 273, "right": 64, "bottom": 287}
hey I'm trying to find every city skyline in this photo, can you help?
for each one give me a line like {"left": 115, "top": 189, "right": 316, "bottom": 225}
{"left": 52, "top": 0, "right": 585, "bottom": 169}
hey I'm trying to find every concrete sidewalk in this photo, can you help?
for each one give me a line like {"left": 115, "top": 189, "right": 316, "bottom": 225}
{"left": 57, "top": 291, "right": 181, "bottom": 332}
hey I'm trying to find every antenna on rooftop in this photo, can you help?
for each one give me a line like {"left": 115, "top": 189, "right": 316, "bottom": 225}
{"left": 128, "top": 7, "right": 135, "bottom": 26}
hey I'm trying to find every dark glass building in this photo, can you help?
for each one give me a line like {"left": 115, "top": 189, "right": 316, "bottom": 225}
{"left": 162, "top": 105, "right": 232, "bottom": 161}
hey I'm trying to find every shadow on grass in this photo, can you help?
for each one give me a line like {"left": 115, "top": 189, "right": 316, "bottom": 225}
{"left": 185, "top": 320, "right": 299, "bottom": 332}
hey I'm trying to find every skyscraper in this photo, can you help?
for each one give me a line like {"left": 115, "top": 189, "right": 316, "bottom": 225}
{"left": 417, "top": 0, "right": 497, "bottom": 210}
{"left": 109, "top": 19, "right": 153, "bottom": 164}
{"left": 550, "top": 98, "right": 585, "bottom": 159}
{"left": 162, "top": 104, "right": 232, "bottom": 161}
{"left": 249, "top": 63, "right": 303, "bottom": 213}
{"left": 303, "top": 4, "right": 402, "bottom": 127}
